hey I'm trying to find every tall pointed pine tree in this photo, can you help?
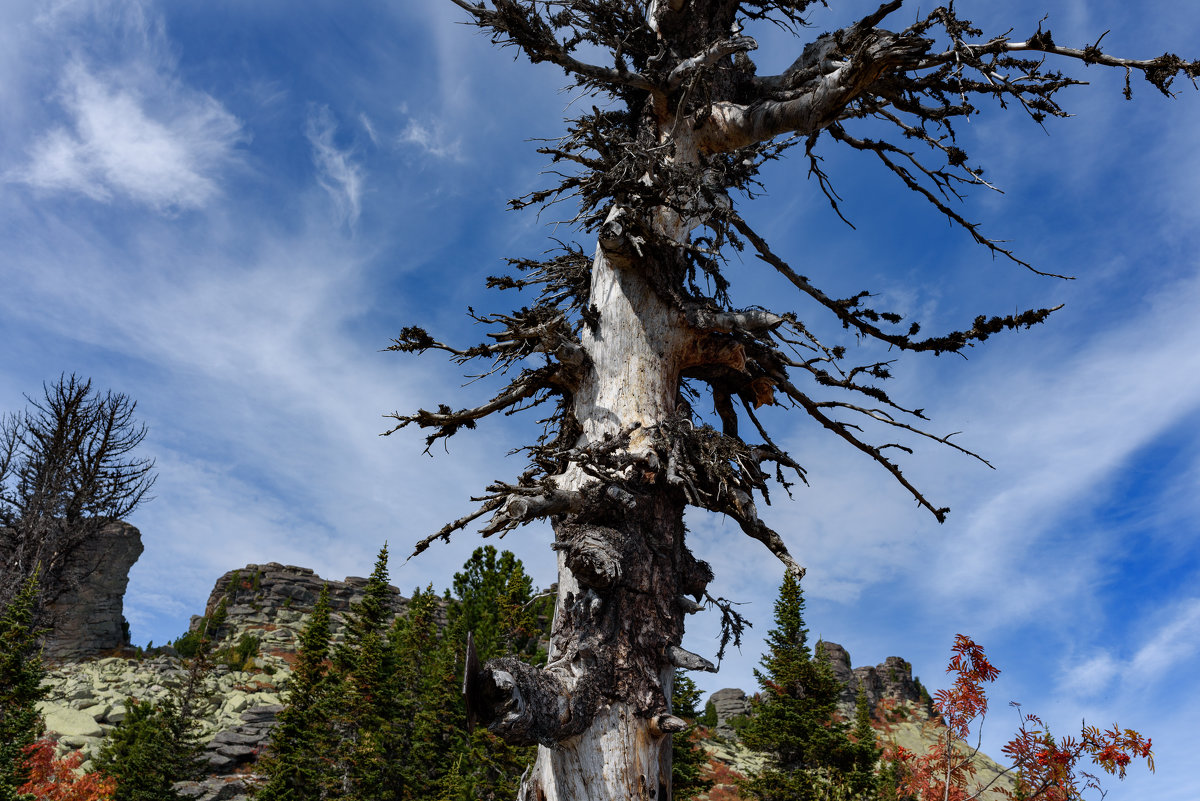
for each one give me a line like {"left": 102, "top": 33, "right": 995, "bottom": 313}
{"left": 738, "top": 570, "right": 868, "bottom": 801}
{"left": 257, "top": 584, "right": 335, "bottom": 801}
{"left": 0, "top": 573, "right": 45, "bottom": 801}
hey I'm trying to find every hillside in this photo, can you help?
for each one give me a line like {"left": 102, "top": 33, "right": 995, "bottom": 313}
{"left": 38, "top": 554, "right": 1013, "bottom": 800}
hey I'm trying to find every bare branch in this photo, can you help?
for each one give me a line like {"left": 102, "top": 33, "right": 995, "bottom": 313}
{"left": 730, "top": 212, "right": 1061, "bottom": 353}
{"left": 777, "top": 378, "right": 950, "bottom": 522}
{"left": 668, "top": 35, "right": 759, "bottom": 91}
{"left": 479, "top": 487, "right": 585, "bottom": 536}
{"left": 383, "top": 365, "right": 562, "bottom": 450}
{"left": 448, "top": 0, "right": 659, "bottom": 95}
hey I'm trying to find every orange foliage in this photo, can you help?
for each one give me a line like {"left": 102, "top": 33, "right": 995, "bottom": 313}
{"left": 888, "top": 636, "right": 1153, "bottom": 801}
{"left": 19, "top": 740, "right": 116, "bottom": 801}
{"left": 702, "top": 758, "right": 749, "bottom": 801}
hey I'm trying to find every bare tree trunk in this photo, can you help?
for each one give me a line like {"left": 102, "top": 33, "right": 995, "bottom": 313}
{"left": 493, "top": 238, "right": 708, "bottom": 799}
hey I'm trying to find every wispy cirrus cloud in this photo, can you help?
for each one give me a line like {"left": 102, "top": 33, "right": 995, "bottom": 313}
{"left": 12, "top": 62, "right": 242, "bottom": 211}
{"left": 307, "top": 106, "right": 365, "bottom": 227}
{"left": 1059, "top": 596, "right": 1200, "bottom": 699}
{"left": 5, "top": 0, "right": 243, "bottom": 213}
{"left": 398, "top": 106, "right": 462, "bottom": 161}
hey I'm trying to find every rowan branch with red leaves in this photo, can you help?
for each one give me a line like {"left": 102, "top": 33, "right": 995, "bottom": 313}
{"left": 886, "top": 636, "right": 1154, "bottom": 801}
{"left": 19, "top": 740, "right": 116, "bottom": 801}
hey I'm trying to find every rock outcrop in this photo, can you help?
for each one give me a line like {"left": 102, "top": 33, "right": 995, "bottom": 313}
{"left": 192, "top": 562, "right": 412, "bottom": 655}
{"left": 44, "top": 522, "right": 143, "bottom": 661}
{"left": 709, "top": 687, "right": 752, "bottom": 739}
{"left": 699, "top": 641, "right": 1011, "bottom": 801}
{"left": 703, "top": 641, "right": 931, "bottom": 745}
{"left": 39, "top": 562, "right": 416, "bottom": 801}
{"left": 818, "top": 640, "right": 931, "bottom": 718}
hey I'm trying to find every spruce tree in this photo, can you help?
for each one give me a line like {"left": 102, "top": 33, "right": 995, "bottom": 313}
{"left": 669, "top": 670, "right": 712, "bottom": 801}
{"left": 738, "top": 570, "right": 864, "bottom": 801}
{"left": 847, "top": 686, "right": 882, "bottom": 800}
{"left": 331, "top": 544, "right": 404, "bottom": 801}
{"left": 97, "top": 580, "right": 216, "bottom": 801}
{"left": 95, "top": 697, "right": 198, "bottom": 801}
{"left": 449, "top": 546, "right": 549, "bottom": 664}
{"left": 257, "top": 584, "right": 335, "bottom": 801}
{"left": 445, "top": 550, "right": 544, "bottom": 799}
{"left": 390, "top": 585, "right": 461, "bottom": 799}
{"left": 0, "top": 573, "right": 45, "bottom": 801}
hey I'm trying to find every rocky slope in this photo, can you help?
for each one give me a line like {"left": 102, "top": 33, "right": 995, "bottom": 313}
{"left": 39, "top": 556, "right": 1011, "bottom": 800}
{"left": 40, "top": 562, "right": 411, "bottom": 801}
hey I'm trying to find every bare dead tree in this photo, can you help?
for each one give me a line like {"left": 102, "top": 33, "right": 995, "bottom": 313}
{"left": 0, "top": 374, "right": 156, "bottom": 611}
{"left": 385, "top": 2, "right": 1196, "bottom": 797}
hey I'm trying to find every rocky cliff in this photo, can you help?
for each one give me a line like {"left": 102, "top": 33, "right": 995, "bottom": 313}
{"left": 39, "top": 561, "right": 413, "bottom": 801}
{"left": 43, "top": 521, "right": 143, "bottom": 661}
{"left": 191, "top": 562, "right": 413, "bottom": 654}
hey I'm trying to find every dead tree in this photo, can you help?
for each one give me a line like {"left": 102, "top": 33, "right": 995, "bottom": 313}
{"left": 385, "top": 2, "right": 1196, "bottom": 798}
{"left": 0, "top": 374, "right": 156, "bottom": 611}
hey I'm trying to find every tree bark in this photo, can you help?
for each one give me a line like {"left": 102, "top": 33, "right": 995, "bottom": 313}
{"left": 458, "top": 208, "right": 717, "bottom": 798}
{"left": 524, "top": 237, "right": 699, "bottom": 799}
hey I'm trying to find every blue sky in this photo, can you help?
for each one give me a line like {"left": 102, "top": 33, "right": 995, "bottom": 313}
{"left": 2, "top": 0, "right": 1198, "bottom": 796}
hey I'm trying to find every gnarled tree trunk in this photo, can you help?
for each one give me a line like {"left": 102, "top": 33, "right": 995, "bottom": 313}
{"left": 393, "top": 1, "right": 1197, "bottom": 797}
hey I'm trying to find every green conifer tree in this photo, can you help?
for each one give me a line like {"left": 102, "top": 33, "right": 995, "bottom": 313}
{"left": 699, "top": 700, "right": 717, "bottom": 729}
{"left": 0, "top": 573, "right": 45, "bottom": 801}
{"left": 449, "top": 546, "right": 549, "bottom": 664}
{"left": 737, "top": 570, "right": 866, "bottom": 801}
{"left": 95, "top": 697, "right": 199, "bottom": 801}
{"left": 97, "top": 581, "right": 217, "bottom": 801}
{"left": 670, "top": 670, "right": 713, "bottom": 801}
{"left": 847, "top": 685, "right": 882, "bottom": 799}
{"left": 445, "top": 548, "right": 547, "bottom": 798}
{"left": 390, "top": 584, "right": 462, "bottom": 799}
{"left": 331, "top": 544, "right": 404, "bottom": 801}
{"left": 257, "top": 584, "right": 335, "bottom": 801}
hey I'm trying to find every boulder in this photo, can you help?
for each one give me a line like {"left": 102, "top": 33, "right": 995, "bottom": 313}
{"left": 39, "top": 702, "right": 104, "bottom": 739}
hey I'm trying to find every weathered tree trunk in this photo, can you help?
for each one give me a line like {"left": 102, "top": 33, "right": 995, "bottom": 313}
{"left": 406, "top": 2, "right": 1198, "bottom": 798}
{"left": 507, "top": 230, "right": 708, "bottom": 799}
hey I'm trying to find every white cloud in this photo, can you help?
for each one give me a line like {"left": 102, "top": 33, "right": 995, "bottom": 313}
{"left": 307, "top": 106, "right": 365, "bottom": 226}
{"left": 5, "top": 1, "right": 242, "bottom": 212}
{"left": 1128, "top": 598, "right": 1200, "bottom": 682}
{"left": 399, "top": 113, "right": 462, "bottom": 161}
{"left": 360, "top": 113, "right": 380, "bottom": 146}
{"left": 914, "top": 269, "right": 1200, "bottom": 618}
{"left": 1059, "top": 597, "right": 1200, "bottom": 699}
{"left": 1059, "top": 651, "right": 1121, "bottom": 697}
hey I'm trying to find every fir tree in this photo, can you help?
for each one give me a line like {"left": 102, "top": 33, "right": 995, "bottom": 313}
{"left": 445, "top": 553, "right": 542, "bottom": 800}
{"left": 738, "top": 570, "right": 866, "bottom": 801}
{"left": 390, "top": 585, "right": 461, "bottom": 799}
{"left": 96, "top": 585, "right": 217, "bottom": 801}
{"left": 699, "top": 700, "right": 717, "bottom": 730}
{"left": 257, "top": 584, "right": 335, "bottom": 801}
{"left": 847, "top": 686, "right": 882, "bottom": 800}
{"left": 94, "top": 698, "right": 199, "bottom": 801}
{"left": 331, "top": 544, "right": 404, "bottom": 801}
{"left": 0, "top": 573, "right": 45, "bottom": 801}
{"left": 259, "top": 546, "right": 546, "bottom": 801}
{"left": 449, "top": 546, "right": 549, "bottom": 664}
{"left": 670, "top": 670, "right": 712, "bottom": 801}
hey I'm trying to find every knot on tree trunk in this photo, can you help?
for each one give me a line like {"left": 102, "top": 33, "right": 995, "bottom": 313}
{"left": 464, "top": 649, "right": 601, "bottom": 748}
